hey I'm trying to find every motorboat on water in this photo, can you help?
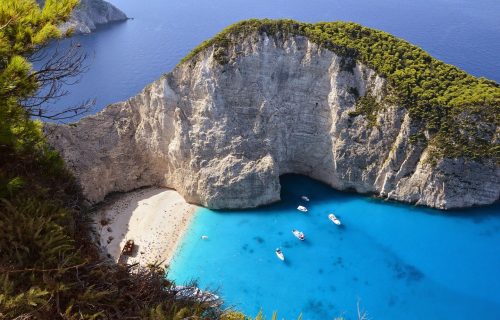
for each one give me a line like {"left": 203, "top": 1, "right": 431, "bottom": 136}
{"left": 297, "top": 205, "right": 308, "bottom": 212}
{"left": 275, "top": 248, "right": 285, "bottom": 261}
{"left": 328, "top": 213, "right": 341, "bottom": 226}
{"left": 201, "top": 235, "right": 209, "bottom": 240}
{"left": 292, "top": 229, "right": 305, "bottom": 241}
{"left": 301, "top": 196, "right": 310, "bottom": 202}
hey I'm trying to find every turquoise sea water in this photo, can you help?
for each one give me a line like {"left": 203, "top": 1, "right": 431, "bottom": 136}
{"left": 169, "top": 175, "right": 500, "bottom": 319}
{"left": 36, "top": 1, "right": 500, "bottom": 318}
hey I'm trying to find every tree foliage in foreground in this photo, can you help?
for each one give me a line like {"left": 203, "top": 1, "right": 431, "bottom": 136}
{"left": 0, "top": 1, "right": 225, "bottom": 319}
{"left": 182, "top": 19, "right": 500, "bottom": 162}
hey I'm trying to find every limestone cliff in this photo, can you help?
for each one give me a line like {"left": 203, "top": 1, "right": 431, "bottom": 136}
{"left": 38, "top": 0, "right": 127, "bottom": 34}
{"left": 45, "top": 23, "right": 500, "bottom": 210}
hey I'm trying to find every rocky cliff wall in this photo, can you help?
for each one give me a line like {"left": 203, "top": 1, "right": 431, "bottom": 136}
{"left": 45, "top": 33, "right": 500, "bottom": 209}
{"left": 38, "top": 0, "right": 127, "bottom": 34}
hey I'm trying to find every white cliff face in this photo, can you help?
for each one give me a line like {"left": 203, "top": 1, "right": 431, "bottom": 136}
{"left": 62, "top": 0, "right": 127, "bottom": 34}
{"left": 45, "top": 33, "right": 500, "bottom": 209}
{"left": 38, "top": 0, "right": 127, "bottom": 34}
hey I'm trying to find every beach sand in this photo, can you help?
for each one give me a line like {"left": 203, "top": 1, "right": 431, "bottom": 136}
{"left": 95, "top": 187, "right": 196, "bottom": 268}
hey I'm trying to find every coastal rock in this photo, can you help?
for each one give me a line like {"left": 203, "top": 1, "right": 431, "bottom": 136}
{"left": 38, "top": 0, "right": 127, "bottom": 34}
{"left": 45, "top": 32, "right": 500, "bottom": 209}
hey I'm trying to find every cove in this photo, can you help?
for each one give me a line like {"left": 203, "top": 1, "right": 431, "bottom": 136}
{"left": 168, "top": 174, "right": 500, "bottom": 319}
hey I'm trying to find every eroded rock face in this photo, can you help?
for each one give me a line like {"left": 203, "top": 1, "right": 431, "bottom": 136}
{"left": 38, "top": 0, "right": 127, "bottom": 34}
{"left": 45, "top": 33, "right": 500, "bottom": 209}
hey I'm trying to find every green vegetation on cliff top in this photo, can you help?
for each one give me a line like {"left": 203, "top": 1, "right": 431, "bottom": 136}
{"left": 182, "top": 19, "right": 500, "bottom": 162}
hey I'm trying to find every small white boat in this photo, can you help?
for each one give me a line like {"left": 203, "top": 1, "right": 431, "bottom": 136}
{"left": 301, "top": 196, "right": 310, "bottom": 202}
{"left": 297, "top": 205, "right": 308, "bottom": 212}
{"left": 201, "top": 235, "right": 209, "bottom": 240}
{"left": 275, "top": 248, "right": 285, "bottom": 261}
{"left": 292, "top": 229, "right": 305, "bottom": 241}
{"left": 328, "top": 213, "right": 341, "bottom": 226}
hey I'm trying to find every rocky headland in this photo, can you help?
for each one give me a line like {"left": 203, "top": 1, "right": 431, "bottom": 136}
{"left": 45, "top": 20, "right": 500, "bottom": 210}
{"left": 38, "top": 0, "right": 127, "bottom": 34}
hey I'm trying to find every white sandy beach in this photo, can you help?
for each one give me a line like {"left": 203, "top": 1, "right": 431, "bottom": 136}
{"left": 95, "top": 187, "right": 197, "bottom": 268}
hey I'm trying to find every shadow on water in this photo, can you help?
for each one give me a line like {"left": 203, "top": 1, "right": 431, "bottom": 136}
{"left": 212, "top": 173, "right": 500, "bottom": 220}
{"left": 211, "top": 174, "right": 360, "bottom": 216}
{"left": 253, "top": 236, "right": 265, "bottom": 244}
{"left": 389, "top": 259, "right": 424, "bottom": 285}
{"left": 443, "top": 203, "right": 500, "bottom": 223}
{"left": 68, "top": 19, "right": 131, "bottom": 47}
{"left": 302, "top": 299, "right": 329, "bottom": 319}
{"left": 279, "top": 174, "right": 359, "bottom": 206}
{"left": 92, "top": 19, "right": 130, "bottom": 34}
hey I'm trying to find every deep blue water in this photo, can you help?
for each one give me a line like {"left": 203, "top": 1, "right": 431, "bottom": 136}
{"left": 169, "top": 175, "right": 500, "bottom": 319}
{"left": 39, "top": 0, "right": 500, "bottom": 120}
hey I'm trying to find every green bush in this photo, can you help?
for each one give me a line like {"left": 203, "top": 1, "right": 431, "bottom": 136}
{"left": 348, "top": 94, "right": 381, "bottom": 127}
